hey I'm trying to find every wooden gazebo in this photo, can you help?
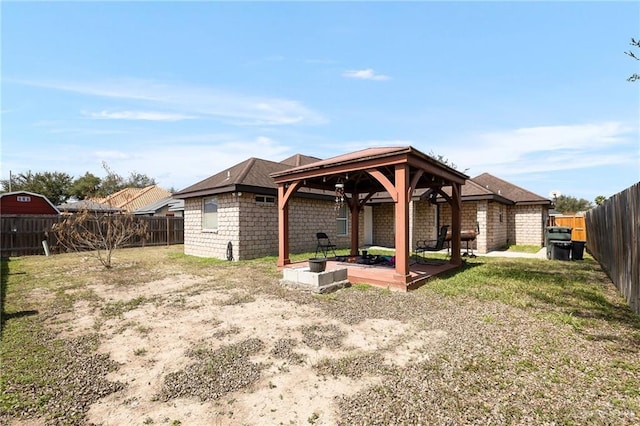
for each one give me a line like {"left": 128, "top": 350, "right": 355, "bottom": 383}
{"left": 270, "top": 146, "right": 468, "bottom": 289}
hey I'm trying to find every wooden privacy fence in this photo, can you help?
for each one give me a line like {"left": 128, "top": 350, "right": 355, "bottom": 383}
{"left": 0, "top": 215, "right": 184, "bottom": 257}
{"left": 553, "top": 215, "right": 587, "bottom": 241}
{"left": 585, "top": 182, "right": 639, "bottom": 315}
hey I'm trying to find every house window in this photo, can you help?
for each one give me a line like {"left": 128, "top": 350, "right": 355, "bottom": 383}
{"left": 337, "top": 204, "right": 348, "bottom": 236}
{"left": 202, "top": 196, "right": 218, "bottom": 231}
{"left": 255, "top": 195, "right": 275, "bottom": 205}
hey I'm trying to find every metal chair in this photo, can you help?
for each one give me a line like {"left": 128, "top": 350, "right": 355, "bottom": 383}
{"left": 415, "top": 225, "right": 449, "bottom": 263}
{"left": 315, "top": 232, "right": 337, "bottom": 258}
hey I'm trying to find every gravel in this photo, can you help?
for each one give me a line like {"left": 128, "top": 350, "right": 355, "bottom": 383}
{"left": 158, "top": 338, "right": 265, "bottom": 402}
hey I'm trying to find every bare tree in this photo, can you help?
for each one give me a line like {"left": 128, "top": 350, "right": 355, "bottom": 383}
{"left": 626, "top": 37, "right": 640, "bottom": 82}
{"left": 52, "top": 210, "right": 148, "bottom": 268}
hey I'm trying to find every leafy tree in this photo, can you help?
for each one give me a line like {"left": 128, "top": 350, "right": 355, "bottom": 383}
{"left": 52, "top": 210, "right": 148, "bottom": 268}
{"left": 0, "top": 171, "right": 73, "bottom": 205}
{"left": 594, "top": 195, "right": 607, "bottom": 206}
{"left": 70, "top": 172, "right": 102, "bottom": 200}
{"left": 626, "top": 37, "right": 640, "bottom": 82}
{"left": 124, "top": 171, "right": 156, "bottom": 188}
{"left": 553, "top": 194, "right": 593, "bottom": 213}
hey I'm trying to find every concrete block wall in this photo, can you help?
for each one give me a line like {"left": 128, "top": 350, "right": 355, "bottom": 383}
{"left": 439, "top": 202, "right": 479, "bottom": 250}
{"left": 411, "top": 201, "right": 438, "bottom": 249}
{"left": 184, "top": 193, "right": 364, "bottom": 260}
{"left": 288, "top": 198, "right": 357, "bottom": 254}
{"left": 183, "top": 194, "right": 240, "bottom": 259}
{"left": 372, "top": 203, "right": 395, "bottom": 247}
{"left": 485, "top": 202, "right": 508, "bottom": 251}
{"left": 237, "top": 193, "right": 279, "bottom": 259}
{"left": 508, "top": 204, "right": 546, "bottom": 246}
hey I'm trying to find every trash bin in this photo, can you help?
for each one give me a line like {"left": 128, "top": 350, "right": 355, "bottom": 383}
{"left": 571, "top": 241, "right": 586, "bottom": 261}
{"left": 545, "top": 226, "right": 572, "bottom": 260}
{"left": 550, "top": 241, "right": 572, "bottom": 261}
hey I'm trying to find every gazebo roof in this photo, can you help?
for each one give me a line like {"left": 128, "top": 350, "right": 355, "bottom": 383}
{"left": 271, "top": 146, "right": 468, "bottom": 195}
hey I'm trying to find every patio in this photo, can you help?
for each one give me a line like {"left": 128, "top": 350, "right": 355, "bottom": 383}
{"left": 283, "top": 255, "right": 458, "bottom": 291}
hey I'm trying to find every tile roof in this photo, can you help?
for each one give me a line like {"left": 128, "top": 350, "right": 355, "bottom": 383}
{"left": 96, "top": 185, "right": 172, "bottom": 212}
{"left": 280, "top": 153, "right": 322, "bottom": 167}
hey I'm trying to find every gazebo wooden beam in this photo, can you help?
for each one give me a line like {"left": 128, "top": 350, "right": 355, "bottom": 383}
{"left": 277, "top": 180, "right": 302, "bottom": 267}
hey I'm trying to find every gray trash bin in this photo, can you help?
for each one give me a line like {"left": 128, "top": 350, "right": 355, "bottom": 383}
{"left": 545, "top": 226, "right": 572, "bottom": 260}
{"left": 571, "top": 241, "right": 586, "bottom": 261}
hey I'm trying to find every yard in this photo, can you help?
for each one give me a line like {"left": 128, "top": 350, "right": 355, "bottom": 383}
{"left": 1, "top": 246, "right": 639, "bottom": 425}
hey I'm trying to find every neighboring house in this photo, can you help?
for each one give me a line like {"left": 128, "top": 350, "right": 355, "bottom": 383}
{"left": 175, "top": 153, "right": 550, "bottom": 261}
{"left": 133, "top": 196, "right": 184, "bottom": 217}
{"left": 95, "top": 185, "right": 172, "bottom": 212}
{"left": 57, "top": 200, "right": 123, "bottom": 214}
{"left": 0, "top": 191, "right": 60, "bottom": 215}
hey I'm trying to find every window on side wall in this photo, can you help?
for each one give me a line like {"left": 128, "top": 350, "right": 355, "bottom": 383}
{"left": 255, "top": 195, "right": 275, "bottom": 205}
{"left": 336, "top": 204, "right": 348, "bottom": 236}
{"left": 202, "top": 196, "right": 218, "bottom": 231}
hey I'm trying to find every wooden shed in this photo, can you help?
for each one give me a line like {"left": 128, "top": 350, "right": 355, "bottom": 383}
{"left": 0, "top": 191, "right": 60, "bottom": 215}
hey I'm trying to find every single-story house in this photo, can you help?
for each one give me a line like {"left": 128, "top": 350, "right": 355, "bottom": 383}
{"left": 174, "top": 149, "right": 550, "bottom": 261}
{"left": 0, "top": 191, "right": 60, "bottom": 215}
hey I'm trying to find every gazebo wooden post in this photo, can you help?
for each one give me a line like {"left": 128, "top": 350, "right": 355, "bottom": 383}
{"left": 450, "top": 182, "right": 462, "bottom": 265}
{"left": 393, "top": 164, "right": 411, "bottom": 284}
{"left": 349, "top": 191, "right": 360, "bottom": 256}
{"left": 277, "top": 184, "right": 290, "bottom": 267}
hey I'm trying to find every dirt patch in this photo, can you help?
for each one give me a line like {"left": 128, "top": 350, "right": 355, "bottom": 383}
{"left": 82, "top": 276, "right": 439, "bottom": 425}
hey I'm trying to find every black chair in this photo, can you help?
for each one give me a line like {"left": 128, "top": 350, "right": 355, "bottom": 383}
{"left": 315, "top": 232, "right": 337, "bottom": 258}
{"left": 415, "top": 225, "right": 449, "bottom": 263}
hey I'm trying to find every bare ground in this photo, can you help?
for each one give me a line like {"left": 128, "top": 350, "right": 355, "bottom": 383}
{"left": 2, "top": 246, "right": 639, "bottom": 425}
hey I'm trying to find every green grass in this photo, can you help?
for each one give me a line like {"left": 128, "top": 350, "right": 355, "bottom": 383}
{"left": 504, "top": 244, "right": 543, "bottom": 253}
{"left": 426, "top": 256, "right": 640, "bottom": 330}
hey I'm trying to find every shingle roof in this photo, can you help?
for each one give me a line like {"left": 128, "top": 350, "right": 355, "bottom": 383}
{"left": 280, "top": 153, "right": 322, "bottom": 167}
{"left": 174, "top": 153, "right": 323, "bottom": 199}
{"left": 471, "top": 173, "right": 551, "bottom": 205}
{"left": 96, "top": 185, "right": 172, "bottom": 212}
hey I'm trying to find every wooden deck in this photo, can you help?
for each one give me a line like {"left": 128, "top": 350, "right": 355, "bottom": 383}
{"left": 282, "top": 257, "right": 460, "bottom": 292}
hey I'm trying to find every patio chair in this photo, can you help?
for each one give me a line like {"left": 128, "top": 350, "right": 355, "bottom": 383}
{"left": 415, "top": 225, "right": 449, "bottom": 263}
{"left": 315, "top": 232, "right": 337, "bottom": 258}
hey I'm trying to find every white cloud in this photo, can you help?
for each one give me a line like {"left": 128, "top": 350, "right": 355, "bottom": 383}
{"left": 16, "top": 78, "right": 327, "bottom": 126}
{"left": 85, "top": 110, "right": 197, "bottom": 121}
{"left": 343, "top": 69, "right": 390, "bottom": 81}
{"left": 441, "top": 122, "right": 636, "bottom": 177}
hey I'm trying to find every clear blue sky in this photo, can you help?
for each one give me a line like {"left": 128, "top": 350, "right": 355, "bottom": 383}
{"left": 2, "top": 1, "right": 639, "bottom": 202}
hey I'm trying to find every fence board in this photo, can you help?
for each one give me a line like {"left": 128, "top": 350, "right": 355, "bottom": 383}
{"left": 0, "top": 215, "right": 184, "bottom": 257}
{"left": 554, "top": 215, "right": 587, "bottom": 241}
{"left": 586, "top": 182, "right": 639, "bottom": 315}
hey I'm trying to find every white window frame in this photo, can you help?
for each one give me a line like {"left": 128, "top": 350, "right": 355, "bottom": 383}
{"left": 202, "top": 196, "right": 218, "bottom": 231}
{"left": 336, "top": 204, "right": 348, "bottom": 236}
{"left": 255, "top": 195, "right": 275, "bottom": 205}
